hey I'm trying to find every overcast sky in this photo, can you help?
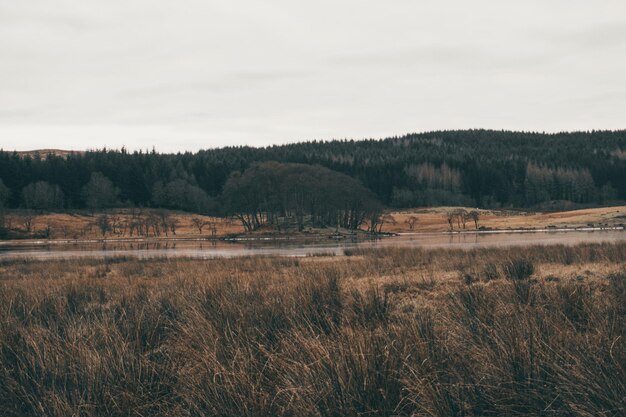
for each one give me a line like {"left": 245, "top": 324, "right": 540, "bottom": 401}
{"left": 1, "top": 0, "right": 625, "bottom": 152}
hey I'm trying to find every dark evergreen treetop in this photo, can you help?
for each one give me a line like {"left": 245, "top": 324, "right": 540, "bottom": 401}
{"left": 1, "top": 129, "right": 625, "bottom": 211}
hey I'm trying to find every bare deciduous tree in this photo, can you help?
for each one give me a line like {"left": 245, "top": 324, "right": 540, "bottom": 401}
{"left": 405, "top": 215, "right": 418, "bottom": 231}
{"left": 109, "top": 214, "right": 123, "bottom": 235}
{"left": 127, "top": 209, "right": 144, "bottom": 237}
{"left": 169, "top": 218, "right": 179, "bottom": 235}
{"left": 377, "top": 213, "right": 397, "bottom": 233}
{"left": 22, "top": 212, "right": 35, "bottom": 233}
{"left": 97, "top": 215, "right": 111, "bottom": 237}
{"left": 207, "top": 219, "right": 218, "bottom": 237}
{"left": 446, "top": 211, "right": 455, "bottom": 231}
{"left": 83, "top": 172, "right": 119, "bottom": 211}
{"left": 157, "top": 211, "right": 172, "bottom": 237}
{"left": 451, "top": 208, "right": 468, "bottom": 230}
{"left": 146, "top": 213, "right": 161, "bottom": 237}
{"left": 22, "top": 181, "right": 64, "bottom": 210}
{"left": 467, "top": 210, "right": 481, "bottom": 230}
{"left": 191, "top": 217, "right": 209, "bottom": 234}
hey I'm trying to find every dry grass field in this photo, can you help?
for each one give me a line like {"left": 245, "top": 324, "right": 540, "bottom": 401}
{"left": 0, "top": 243, "right": 624, "bottom": 416}
{"left": 4, "top": 206, "right": 626, "bottom": 242}
{"left": 386, "top": 206, "right": 626, "bottom": 233}
{"left": 3, "top": 209, "right": 244, "bottom": 240}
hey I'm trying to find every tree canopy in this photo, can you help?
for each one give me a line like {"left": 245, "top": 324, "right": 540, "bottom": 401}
{"left": 1, "top": 129, "right": 626, "bottom": 212}
{"left": 222, "top": 162, "right": 381, "bottom": 231}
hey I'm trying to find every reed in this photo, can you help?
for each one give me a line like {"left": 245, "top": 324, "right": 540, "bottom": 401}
{"left": 0, "top": 243, "right": 624, "bottom": 416}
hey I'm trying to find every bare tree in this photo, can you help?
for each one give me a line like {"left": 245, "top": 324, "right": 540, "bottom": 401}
{"left": 42, "top": 223, "right": 52, "bottom": 239}
{"left": 191, "top": 217, "right": 209, "bottom": 234}
{"left": 22, "top": 181, "right": 64, "bottom": 210}
{"left": 366, "top": 209, "right": 384, "bottom": 233}
{"left": 405, "top": 215, "right": 419, "bottom": 231}
{"left": 207, "top": 219, "right": 218, "bottom": 237}
{"left": 155, "top": 211, "right": 180, "bottom": 237}
{"left": 109, "top": 214, "right": 123, "bottom": 235}
{"left": 169, "top": 218, "right": 179, "bottom": 235}
{"left": 82, "top": 172, "right": 119, "bottom": 211}
{"left": 127, "top": 209, "right": 144, "bottom": 237}
{"left": 451, "top": 208, "right": 468, "bottom": 230}
{"left": 446, "top": 211, "right": 455, "bottom": 231}
{"left": 377, "top": 213, "right": 397, "bottom": 233}
{"left": 467, "top": 210, "right": 481, "bottom": 230}
{"left": 146, "top": 213, "right": 161, "bottom": 237}
{"left": 22, "top": 211, "right": 35, "bottom": 233}
{"left": 460, "top": 211, "right": 468, "bottom": 230}
{"left": 80, "top": 223, "right": 94, "bottom": 238}
{"left": 97, "top": 214, "right": 111, "bottom": 237}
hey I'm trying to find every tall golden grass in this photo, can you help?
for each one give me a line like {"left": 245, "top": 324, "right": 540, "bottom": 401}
{"left": 0, "top": 243, "right": 624, "bottom": 416}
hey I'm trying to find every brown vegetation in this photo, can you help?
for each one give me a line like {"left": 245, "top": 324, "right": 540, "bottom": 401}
{"left": 3, "top": 205, "right": 626, "bottom": 242}
{"left": 388, "top": 205, "right": 626, "bottom": 233}
{"left": 2, "top": 209, "right": 243, "bottom": 240}
{"left": 0, "top": 243, "right": 624, "bottom": 416}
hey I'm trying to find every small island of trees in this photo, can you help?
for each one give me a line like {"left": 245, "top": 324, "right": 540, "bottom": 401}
{"left": 221, "top": 162, "right": 382, "bottom": 232}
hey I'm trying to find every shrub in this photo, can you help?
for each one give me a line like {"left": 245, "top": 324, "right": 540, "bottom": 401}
{"left": 504, "top": 259, "right": 535, "bottom": 280}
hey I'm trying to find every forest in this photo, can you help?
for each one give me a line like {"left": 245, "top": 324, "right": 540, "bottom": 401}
{"left": 1, "top": 130, "right": 626, "bottom": 217}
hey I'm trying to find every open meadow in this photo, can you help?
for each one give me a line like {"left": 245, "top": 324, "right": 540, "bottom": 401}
{"left": 0, "top": 243, "right": 624, "bottom": 416}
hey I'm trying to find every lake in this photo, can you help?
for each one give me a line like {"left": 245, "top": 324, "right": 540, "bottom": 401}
{"left": 0, "top": 228, "right": 625, "bottom": 260}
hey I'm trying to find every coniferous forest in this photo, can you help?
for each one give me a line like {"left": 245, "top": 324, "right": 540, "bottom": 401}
{"left": 1, "top": 130, "right": 626, "bottom": 215}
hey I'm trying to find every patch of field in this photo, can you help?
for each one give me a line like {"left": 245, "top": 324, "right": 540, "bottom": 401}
{"left": 0, "top": 243, "right": 624, "bottom": 416}
{"left": 386, "top": 205, "right": 626, "bottom": 233}
{"left": 3, "top": 206, "right": 626, "bottom": 242}
{"left": 3, "top": 209, "right": 244, "bottom": 240}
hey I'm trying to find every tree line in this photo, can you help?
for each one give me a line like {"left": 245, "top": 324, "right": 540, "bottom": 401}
{"left": 1, "top": 130, "right": 626, "bottom": 217}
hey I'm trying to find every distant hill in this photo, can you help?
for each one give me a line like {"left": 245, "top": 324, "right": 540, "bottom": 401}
{"left": 15, "top": 149, "right": 85, "bottom": 160}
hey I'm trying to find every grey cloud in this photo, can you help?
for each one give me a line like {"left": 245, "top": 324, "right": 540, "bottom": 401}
{"left": 0, "top": 105, "right": 55, "bottom": 121}
{"left": 539, "top": 20, "right": 626, "bottom": 49}
{"left": 0, "top": 109, "right": 39, "bottom": 119}
{"left": 557, "top": 90, "right": 626, "bottom": 105}
{"left": 119, "top": 70, "right": 309, "bottom": 99}
{"left": 0, "top": 0, "right": 625, "bottom": 151}
{"left": 330, "top": 44, "right": 553, "bottom": 73}
{"left": 0, "top": 6, "right": 97, "bottom": 32}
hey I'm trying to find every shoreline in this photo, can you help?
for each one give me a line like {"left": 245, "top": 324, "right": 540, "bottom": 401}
{"left": 1, "top": 225, "right": 624, "bottom": 248}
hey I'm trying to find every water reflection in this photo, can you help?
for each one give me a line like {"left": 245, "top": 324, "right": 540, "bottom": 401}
{"left": 0, "top": 229, "right": 624, "bottom": 260}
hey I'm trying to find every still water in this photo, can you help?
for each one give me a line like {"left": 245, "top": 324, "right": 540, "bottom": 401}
{"left": 0, "top": 229, "right": 625, "bottom": 260}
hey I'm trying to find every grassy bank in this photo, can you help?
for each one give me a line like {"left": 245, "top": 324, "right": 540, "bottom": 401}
{"left": 3, "top": 205, "right": 626, "bottom": 242}
{"left": 0, "top": 243, "right": 625, "bottom": 416}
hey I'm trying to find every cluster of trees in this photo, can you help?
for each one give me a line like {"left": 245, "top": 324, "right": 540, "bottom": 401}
{"left": 524, "top": 164, "right": 609, "bottom": 205}
{"left": 3, "top": 208, "right": 224, "bottom": 240}
{"left": 393, "top": 162, "right": 472, "bottom": 207}
{"left": 1, "top": 130, "right": 626, "bottom": 214}
{"left": 446, "top": 209, "right": 481, "bottom": 231}
{"left": 21, "top": 181, "right": 65, "bottom": 210}
{"left": 93, "top": 210, "right": 180, "bottom": 238}
{"left": 222, "top": 162, "right": 381, "bottom": 231}
{"left": 152, "top": 179, "right": 215, "bottom": 213}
